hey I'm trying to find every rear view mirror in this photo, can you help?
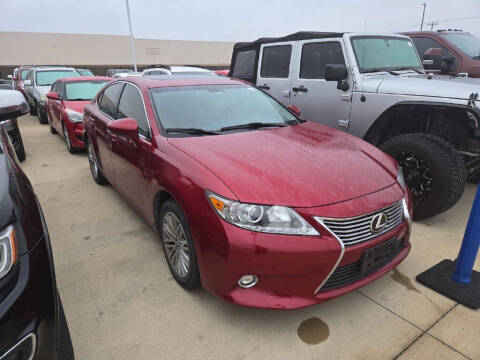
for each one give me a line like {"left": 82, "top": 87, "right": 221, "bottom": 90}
{"left": 0, "top": 90, "right": 30, "bottom": 121}
{"left": 47, "top": 91, "right": 60, "bottom": 100}
{"left": 23, "top": 79, "right": 31, "bottom": 86}
{"left": 107, "top": 118, "right": 139, "bottom": 139}
{"left": 288, "top": 105, "right": 301, "bottom": 116}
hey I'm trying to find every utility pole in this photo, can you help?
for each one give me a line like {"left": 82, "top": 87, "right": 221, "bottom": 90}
{"left": 125, "top": 0, "right": 138, "bottom": 72}
{"left": 420, "top": 2, "right": 426, "bottom": 30}
{"left": 427, "top": 21, "right": 439, "bottom": 31}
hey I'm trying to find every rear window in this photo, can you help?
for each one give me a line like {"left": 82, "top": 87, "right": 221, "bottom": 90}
{"left": 260, "top": 45, "right": 292, "bottom": 78}
{"left": 231, "top": 49, "right": 256, "bottom": 77}
{"left": 65, "top": 81, "right": 109, "bottom": 101}
{"left": 36, "top": 70, "right": 78, "bottom": 86}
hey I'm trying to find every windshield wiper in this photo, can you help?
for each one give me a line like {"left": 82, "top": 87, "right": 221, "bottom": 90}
{"left": 165, "top": 128, "right": 220, "bottom": 136}
{"left": 220, "top": 122, "right": 286, "bottom": 132}
{"left": 362, "top": 68, "right": 399, "bottom": 75}
{"left": 67, "top": 98, "right": 90, "bottom": 101}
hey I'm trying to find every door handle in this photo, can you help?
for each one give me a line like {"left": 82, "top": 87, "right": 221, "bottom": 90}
{"left": 292, "top": 86, "right": 308, "bottom": 93}
{"left": 258, "top": 83, "right": 270, "bottom": 90}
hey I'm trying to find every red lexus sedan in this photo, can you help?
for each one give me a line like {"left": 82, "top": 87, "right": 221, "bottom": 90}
{"left": 45, "top": 76, "right": 110, "bottom": 153}
{"left": 83, "top": 75, "right": 412, "bottom": 309}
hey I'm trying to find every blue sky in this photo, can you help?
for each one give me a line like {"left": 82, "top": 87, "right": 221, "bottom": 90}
{"left": 1, "top": 0, "right": 479, "bottom": 41}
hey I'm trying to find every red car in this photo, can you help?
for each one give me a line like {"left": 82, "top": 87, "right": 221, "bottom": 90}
{"left": 13, "top": 66, "right": 32, "bottom": 96}
{"left": 45, "top": 76, "right": 110, "bottom": 153}
{"left": 214, "top": 69, "right": 229, "bottom": 76}
{"left": 83, "top": 76, "right": 412, "bottom": 309}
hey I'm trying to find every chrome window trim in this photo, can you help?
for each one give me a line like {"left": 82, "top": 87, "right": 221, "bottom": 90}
{"left": 313, "top": 218, "right": 345, "bottom": 295}
{"left": 0, "top": 333, "right": 36, "bottom": 360}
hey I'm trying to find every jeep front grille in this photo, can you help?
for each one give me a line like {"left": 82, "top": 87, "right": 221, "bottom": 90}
{"left": 316, "top": 201, "right": 404, "bottom": 247}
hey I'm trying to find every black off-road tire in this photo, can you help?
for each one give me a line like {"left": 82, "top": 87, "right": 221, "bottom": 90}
{"left": 159, "top": 200, "right": 201, "bottom": 290}
{"left": 37, "top": 103, "right": 48, "bottom": 124}
{"left": 29, "top": 101, "right": 37, "bottom": 115}
{"left": 381, "top": 133, "right": 466, "bottom": 220}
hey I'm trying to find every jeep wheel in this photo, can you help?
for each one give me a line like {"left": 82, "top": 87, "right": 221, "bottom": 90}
{"left": 37, "top": 103, "right": 47, "bottom": 124}
{"left": 381, "top": 133, "right": 466, "bottom": 220}
{"left": 29, "top": 101, "right": 37, "bottom": 115}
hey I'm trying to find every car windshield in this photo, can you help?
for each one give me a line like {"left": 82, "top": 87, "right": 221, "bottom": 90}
{"left": 65, "top": 81, "right": 108, "bottom": 100}
{"left": 351, "top": 36, "right": 422, "bottom": 73}
{"left": 36, "top": 70, "right": 78, "bottom": 86}
{"left": 439, "top": 33, "right": 480, "bottom": 59}
{"left": 20, "top": 69, "right": 30, "bottom": 80}
{"left": 150, "top": 84, "right": 297, "bottom": 133}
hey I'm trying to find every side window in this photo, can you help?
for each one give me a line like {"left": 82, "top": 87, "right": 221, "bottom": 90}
{"left": 52, "top": 81, "right": 59, "bottom": 93}
{"left": 300, "top": 42, "right": 345, "bottom": 79}
{"left": 232, "top": 49, "right": 256, "bottom": 77}
{"left": 99, "top": 83, "right": 124, "bottom": 118}
{"left": 411, "top": 37, "right": 453, "bottom": 69}
{"left": 116, "top": 84, "right": 149, "bottom": 138}
{"left": 260, "top": 45, "right": 292, "bottom": 78}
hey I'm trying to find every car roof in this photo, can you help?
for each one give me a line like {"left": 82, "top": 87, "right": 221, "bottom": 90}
{"left": 34, "top": 66, "right": 77, "bottom": 71}
{"left": 59, "top": 76, "right": 112, "bottom": 83}
{"left": 234, "top": 31, "right": 344, "bottom": 51}
{"left": 120, "top": 75, "right": 245, "bottom": 89}
{"left": 170, "top": 66, "right": 212, "bottom": 72}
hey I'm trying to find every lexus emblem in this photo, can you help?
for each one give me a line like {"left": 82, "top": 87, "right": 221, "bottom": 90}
{"left": 370, "top": 213, "right": 388, "bottom": 233}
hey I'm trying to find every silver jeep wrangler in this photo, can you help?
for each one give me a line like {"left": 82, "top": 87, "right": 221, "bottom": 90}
{"left": 229, "top": 31, "right": 480, "bottom": 220}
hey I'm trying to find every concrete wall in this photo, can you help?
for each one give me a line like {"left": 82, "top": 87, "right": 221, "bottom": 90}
{"left": 0, "top": 31, "right": 234, "bottom": 77}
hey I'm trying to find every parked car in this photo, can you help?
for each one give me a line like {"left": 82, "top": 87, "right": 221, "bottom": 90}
{"left": 0, "top": 89, "right": 28, "bottom": 161}
{"left": 46, "top": 76, "right": 110, "bottom": 153}
{"left": 112, "top": 72, "right": 142, "bottom": 78}
{"left": 76, "top": 68, "right": 94, "bottom": 76}
{"left": 142, "top": 66, "right": 216, "bottom": 76}
{"left": 24, "top": 66, "right": 80, "bottom": 124}
{"left": 11, "top": 65, "right": 32, "bottom": 97}
{"left": 0, "top": 91, "right": 74, "bottom": 359}
{"left": 228, "top": 31, "right": 480, "bottom": 220}
{"left": 404, "top": 30, "right": 480, "bottom": 78}
{"left": 106, "top": 68, "right": 134, "bottom": 77}
{"left": 83, "top": 75, "right": 412, "bottom": 309}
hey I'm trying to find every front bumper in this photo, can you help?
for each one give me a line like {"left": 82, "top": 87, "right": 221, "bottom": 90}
{"left": 191, "top": 183, "right": 412, "bottom": 309}
{"left": 0, "top": 220, "right": 59, "bottom": 358}
{"left": 64, "top": 120, "right": 85, "bottom": 149}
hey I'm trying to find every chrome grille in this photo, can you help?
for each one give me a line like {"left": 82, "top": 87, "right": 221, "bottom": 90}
{"left": 316, "top": 201, "right": 404, "bottom": 247}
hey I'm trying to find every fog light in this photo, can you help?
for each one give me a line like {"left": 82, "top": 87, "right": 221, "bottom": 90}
{"left": 238, "top": 275, "right": 258, "bottom": 288}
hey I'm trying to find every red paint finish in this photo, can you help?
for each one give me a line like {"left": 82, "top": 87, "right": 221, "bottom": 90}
{"left": 84, "top": 76, "right": 412, "bottom": 309}
{"left": 45, "top": 76, "right": 111, "bottom": 150}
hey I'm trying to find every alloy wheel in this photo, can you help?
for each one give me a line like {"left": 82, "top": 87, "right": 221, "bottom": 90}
{"left": 88, "top": 141, "right": 99, "bottom": 178}
{"left": 63, "top": 125, "right": 71, "bottom": 151}
{"left": 396, "top": 151, "right": 433, "bottom": 205}
{"left": 162, "top": 212, "right": 190, "bottom": 279}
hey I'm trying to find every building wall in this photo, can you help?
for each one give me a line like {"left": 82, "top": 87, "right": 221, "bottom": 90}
{"left": 0, "top": 31, "right": 234, "bottom": 77}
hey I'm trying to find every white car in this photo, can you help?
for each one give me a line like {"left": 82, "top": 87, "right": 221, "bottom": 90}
{"left": 142, "top": 66, "right": 217, "bottom": 76}
{"left": 112, "top": 72, "right": 143, "bottom": 78}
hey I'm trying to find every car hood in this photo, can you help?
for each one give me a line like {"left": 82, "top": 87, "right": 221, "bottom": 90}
{"left": 370, "top": 73, "right": 480, "bottom": 100}
{"left": 63, "top": 100, "right": 90, "bottom": 113}
{"left": 168, "top": 122, "right": 397, "bottom": 207}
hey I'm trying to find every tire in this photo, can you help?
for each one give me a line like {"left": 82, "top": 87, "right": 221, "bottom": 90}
{"left": 37, "top": 103, "right": 47, "bottom": 124}
{"left": 86, "top": 138, "right": 108, "bottom": 185}
{"left": 380, "top": 133, "right": 466, "bottom": 220}
{"left": 58, "top": 296, "right": 75, "bottom": 360}
{"left": 15, "top": 133, "right": 26, "bottom": 162}
{"left": 47, "top": 111, "right": 57, "bottom": 134}
{"left": 159, "top": 200, "right": 201, "bottom": 290}
{"left": 63, "top": 123, "right": 78, "bottom": 154}
{"left": 29, "top": 100, "right": 37, "bottom": 115}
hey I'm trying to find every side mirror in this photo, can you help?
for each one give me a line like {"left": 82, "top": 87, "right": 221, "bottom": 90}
{"left": 47, "top": 91, "right": 60, "bottom": 100}
{"left": 107, "top": 118, "right": 138, "bottom": 139}
{"left": 23, "top": 79, "right": 31, "bottom": 86}
{"left": 325, "top": 64, "right": 349, "bottom": 91}
{"left": 423, "top": 48, "right": 443, "bottom": 70}
{"left": 7, "top": 75, "right": 12, "bottom": 79}
{"left": 0, "top": 90, "right": 30, "bottom": 121}
{"left": 287, "top": 105, "right": 301, "bottom": 116}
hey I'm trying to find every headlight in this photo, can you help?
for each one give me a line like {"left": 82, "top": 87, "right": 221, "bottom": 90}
{"left": 206, "top": 191, "right": 319, "bottom": 235}
{"left": 0, "top": 225, "right": 17, "bottom": 279}
{"left": 397, "top": 164, "right": 406, "bottom": 191}
{"left": 40, "top": 94, "right": 47, "bottom": 103}
{"left": 66, "top": 109, "right": 84, "bottom": 123}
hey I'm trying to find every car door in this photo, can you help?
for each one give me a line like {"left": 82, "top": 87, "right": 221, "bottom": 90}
{"left": 50, "top": 81, "right": 63, "bottom": 130}
{"left": 256, "top": 42, "right": 296, "bottom": 106}
{"left": 92, "top": 82, "right": 125, "bottom": 184}
{"left": 290, "top": 39, "right": 352, "bottom": 130}
{"left": 109, "top": 83, "right": 152, "bottom": 217}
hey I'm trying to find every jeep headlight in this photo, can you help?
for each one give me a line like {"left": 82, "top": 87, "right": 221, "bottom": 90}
{"left": 397, "top": 164, "right": 406, "bottom": 191}
{"left": 40, "top": 94, "right": 47, "bottom": 103}
{"left": 66, "top": 109, "right": 83, "bottom": 123}
{"left": 0, "top": 225, "right": 17, "bottom": 279}
{"left": 206, "top": 191, "right": 319, "bottom": 235}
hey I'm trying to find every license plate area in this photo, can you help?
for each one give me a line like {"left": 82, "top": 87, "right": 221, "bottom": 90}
{"left": 361, "top": 237, "right": 403, "bottom": 275}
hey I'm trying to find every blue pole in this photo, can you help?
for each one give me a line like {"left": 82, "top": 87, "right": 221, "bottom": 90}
{"left": 452, "top": 183, "right": 480, "bottom": 284}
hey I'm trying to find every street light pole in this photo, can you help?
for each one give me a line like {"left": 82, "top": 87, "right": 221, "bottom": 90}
{"left": 420, "top": 2, "right": 426, "bottom": 31}
{"left": 125, "top": 0, "right": 138, "bottom": 72}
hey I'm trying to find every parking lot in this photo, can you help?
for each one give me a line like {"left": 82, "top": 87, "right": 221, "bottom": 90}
{"left": 18, "top": 113, "right": 480, "bottom": 360}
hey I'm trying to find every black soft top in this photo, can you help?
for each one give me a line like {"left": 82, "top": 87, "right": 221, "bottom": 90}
{"left": 233, "top": 31, "right": 344, "bottom": 51}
